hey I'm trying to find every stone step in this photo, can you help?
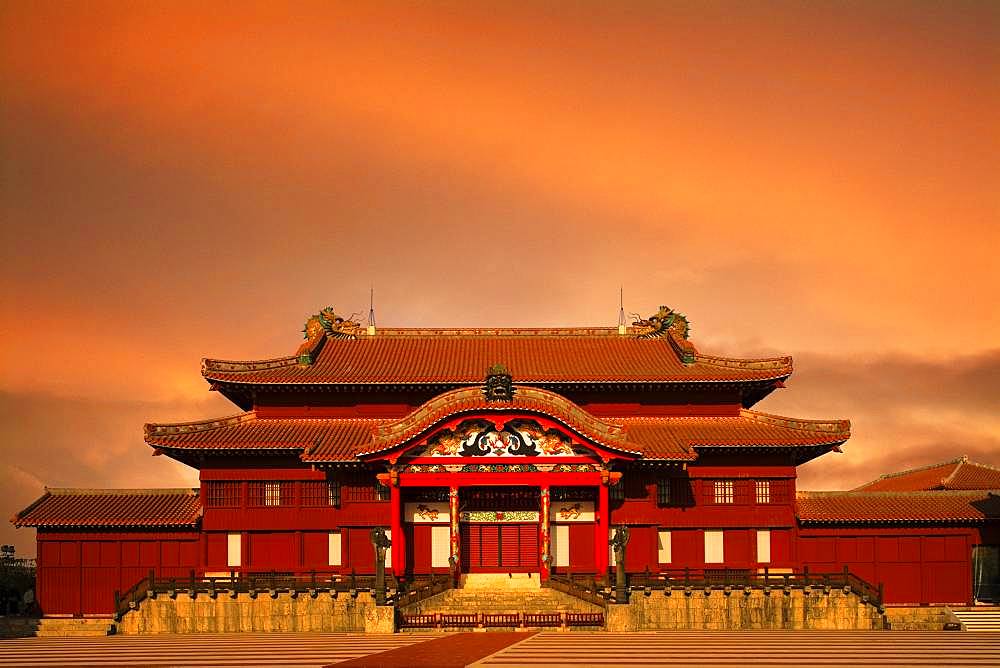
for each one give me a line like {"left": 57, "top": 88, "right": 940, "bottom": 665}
{"left": 953, "top": 609, "right": 1000, "bottom": 632}
{"left": 36, "top": 617, "right": 114, "bottom": 637}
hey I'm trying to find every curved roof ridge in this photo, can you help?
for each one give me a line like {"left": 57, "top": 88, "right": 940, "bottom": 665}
{"left": 44, "top": 487, "right": 198, "bottom": 496}
{"left": 145, "top": 412, "right": 256, "bottom": 438}
{"left": 202, "top": 355, "right": 300, "bottom": 375}
{"left": 360, "top": 385, "right": 636, "bottom": 458}
{"left": 851, "top": 455, "right": 967, "bottom": 490}
{"left": 695, "top": 353, "right": 793, "bottom": 371}
{"left": 798, "top": 489, "right": 996, "bottom": 498}
{"left": 739, "top": 409, "right": 851, "bottom": 435}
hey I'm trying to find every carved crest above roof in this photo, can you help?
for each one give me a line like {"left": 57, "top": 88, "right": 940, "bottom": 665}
{"left": 483, "top": 363, "right": 515, "bottom": 402}
{"left": 632, "top": 305, "right": 690, "bottom": 340}
{"left": 296, "top": 307, "right": 363, "bottom": 364}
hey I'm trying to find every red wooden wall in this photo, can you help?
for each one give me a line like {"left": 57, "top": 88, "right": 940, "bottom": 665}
{"left": 797, "top": 528, "right": 977, "bottom": 605}
{"left": 36, "top": 531, "right": 199, "bottom": 616}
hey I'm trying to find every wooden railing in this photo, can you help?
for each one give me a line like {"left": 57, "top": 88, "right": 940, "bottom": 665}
{"left": 544, "top": 572, "right": 609, "bottom": 608}
{"left": 623, "top": 565, "right": 884, "bottom": 610}
{"left": 113, "top": 570, "right": 397, "bottom": 621}
{"left": 398, "top": 611, "right": 605, "bottom": 629}
{"left": 394, "top": 574, "right": 454, "bottom": 609}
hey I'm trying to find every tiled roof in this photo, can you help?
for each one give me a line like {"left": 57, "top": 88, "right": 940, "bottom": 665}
{"left": 202, "top": 329, "right": 792, "bottom": 387}
{"left": 145, "top": 413, "right": 388, "bottom": 461}
{"left": 853, "top": 456, "right": 1000, "bottom": 491}
{"left": 145, "top": 406, "right": 848, "bottom": 463}
{"left": 12, "top": 488, "right": 201, "bottom": 529}
{"left": 616, "top": 410, "right": 850, "bottom": 460}
{"left": 796, "top": 490, "right": 1000, "bottom": 525}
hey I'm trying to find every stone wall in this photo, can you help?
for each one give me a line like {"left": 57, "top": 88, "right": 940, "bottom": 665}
{"left": 605, "top": 588, "right": 886, "bottom": 631}
{"left": 116, "top": 591, "right": 394, "bottom": 635}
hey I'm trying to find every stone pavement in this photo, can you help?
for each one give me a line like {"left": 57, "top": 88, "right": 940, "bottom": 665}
{"left": 1, "top": 629, "right": 998, "bottom": 667}
{"left": 471, "top": 630, "right": 1000, "bottom": 666}
{"left": 0, "top": 632, "right": 430, "bottom": 667}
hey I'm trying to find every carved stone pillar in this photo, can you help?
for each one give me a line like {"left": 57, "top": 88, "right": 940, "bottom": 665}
{"left": 596, "top": 482, "right": 610, "bottom": 579}
{"left": 448, "top": 486, "right": 460, "bottom": 580}
{"left": 540, "top": 485, "right": 551, "bottom": 580}
{"left": 389, "top": 481, "right": 404, "bottom": 578}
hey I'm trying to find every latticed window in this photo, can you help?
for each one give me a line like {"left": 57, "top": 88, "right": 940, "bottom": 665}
{"left": 713, "top": 480, "right": 734, "bottom": 504}
{"left": 342, "top": 471, "right": 390, "bottom": 502}
{"left": 249, "top": 481, "right": 292, "bottom": 507}
{"left": 205, "top": 482, "right": 240, "bottom": 507}
{"left": 770, "top": 479, "right": 790, "bottom": 504}
{"left": 609, "top": 482, "right": 624, "bottom": 502}
{"left": 301, "top": 481, "right": 340, "bottom": 507}
{"left": 657, "top": 479, "right": 671, "bottom": 506}
{"left": 755, "top": 480, "right": 771, "bottom": 504}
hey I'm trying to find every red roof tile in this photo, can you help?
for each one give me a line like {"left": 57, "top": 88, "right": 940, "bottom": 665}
{"left": 202, "top": 329, "right": 792, "bottom": 387}
{"left": 796, "top": 490, "right": 1000, "bottom": 525}
{"left": 853, "top": 456, "right": 1000, "bottom": 492}
{"left": 12, "top": 489, "right": 201, "bottom": 528}
{"left": 145, "top": 404, "right": 848, "bottom": 463}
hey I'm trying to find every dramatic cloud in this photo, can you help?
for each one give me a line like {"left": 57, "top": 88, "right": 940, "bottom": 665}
{"left": 1, "top": 2, "right": 996, "bottom": 556}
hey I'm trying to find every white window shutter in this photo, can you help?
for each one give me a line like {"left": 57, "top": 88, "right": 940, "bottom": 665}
{"left": 657, "top": 530, "right": 671, "bottom": 564}
{"left": 431, "top": 526, "right": 450, "bottom": 568}
{"left": 756, "top": 530, "right": 771, "bottom": 563}
{"left": 554, "top": 524, "right": 570, "bottom": 567}
{"left": 704, "top": 530, "right": 724, "bottom": 564}
{"left": 227, "top": 533, "right": 242, "bottom": 567}
{"left": 328, "top": 532, "right": 342, "bottom": 566}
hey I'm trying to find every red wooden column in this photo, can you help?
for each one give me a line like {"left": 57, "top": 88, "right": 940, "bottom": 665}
{"left": 390, "top": 482, "right": 405, "bottom": 577}
{"left": 449, "top": 486, "right": 460, "bottom": 575}
{"left": 540, "top": 485, "right": 551, "bottom": 580}
{"left": 595, "top": 482, "right": 610, "bottom": 578}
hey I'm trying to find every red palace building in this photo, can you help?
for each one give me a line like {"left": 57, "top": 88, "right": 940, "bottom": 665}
{"left": 12, "top": 305, "right": 1000, "bottom": 617}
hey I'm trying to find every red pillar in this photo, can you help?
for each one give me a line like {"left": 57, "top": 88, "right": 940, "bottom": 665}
{"left": 540, "top": 485, "right": 551, "bottom": 580}
{"left": 596, "top": 483, "right": 609, "bottom": 578}
{"left": 390, "top": 483, "right": 405, "bottom": 577}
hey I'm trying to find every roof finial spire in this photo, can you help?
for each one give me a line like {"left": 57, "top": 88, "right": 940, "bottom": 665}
{"left": 367, "top": 286, "right": 376, "bottom": 336}
{"left": 617, "top": 286, "right": 627, "bottom": 335}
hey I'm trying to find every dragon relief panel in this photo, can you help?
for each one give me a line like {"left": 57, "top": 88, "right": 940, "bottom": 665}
{"left": 418, "top": 419, "right": 578, "bottom": 458}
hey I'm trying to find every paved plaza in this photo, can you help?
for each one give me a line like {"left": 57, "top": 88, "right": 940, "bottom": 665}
{"left": 0, "top": 630, "right": 998, "bottom": 667}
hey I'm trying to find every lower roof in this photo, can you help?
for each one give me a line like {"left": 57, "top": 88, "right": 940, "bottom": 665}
{"left": 796, "top": 490, "right": 1000, "bottom": 525}
{"left": 145, "top": 408, "right": 849, "bottom": 463}
{"left": 853, "top": 456, "right": 1000, "bottom": 492}
{"left": 12, "top": 488, "right": 201, "bottom": 529}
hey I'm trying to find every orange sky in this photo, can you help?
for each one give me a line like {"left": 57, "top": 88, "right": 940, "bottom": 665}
{"left": 1, "top": 1, "right": 998, "bottom": 555}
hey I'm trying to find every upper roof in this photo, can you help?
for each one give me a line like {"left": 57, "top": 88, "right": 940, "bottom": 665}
{"left": 145, "top": 406, "right": 849, "bottom": 464}
{"left": 12, "top": 488, "right": 201, "bottom": 529}
{"left": 796, "top": 490, "right": 1000, "bottom": 525}
{"left": 853, "top": 456, "right": 1000, "bottom": 492}
{"left": 201, "top": 306, "right": 792, "bottom": 400}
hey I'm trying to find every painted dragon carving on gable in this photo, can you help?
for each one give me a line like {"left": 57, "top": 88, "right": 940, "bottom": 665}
{"left": 419, "top": 419, "right": 575, "bottom": 458}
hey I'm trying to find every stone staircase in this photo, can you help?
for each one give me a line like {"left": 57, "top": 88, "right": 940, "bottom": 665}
{"left": 399, "top": 574, "right": 603, "bottom": 631}
{"left": 35, "top": 617, "right": 115, "bottom": 637}
{"left": 953, "top": 607, "right": 1000, "bottom": 631}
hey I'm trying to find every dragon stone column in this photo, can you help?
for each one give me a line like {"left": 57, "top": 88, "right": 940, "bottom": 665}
{"left": 448, "top": 486, "right": 460, "bottom": 583}
{"left": 540, "top": 485, "right": 551, "bottom": 580}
